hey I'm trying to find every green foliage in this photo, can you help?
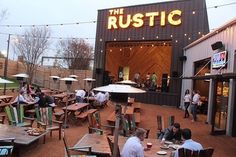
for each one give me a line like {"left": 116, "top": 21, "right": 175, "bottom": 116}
{"left": 0, "top": 77, "right": 19, "bottom": 89}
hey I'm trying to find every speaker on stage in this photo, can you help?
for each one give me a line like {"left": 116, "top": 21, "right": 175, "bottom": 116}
{"left": 96, "top": 68, "right": 102, "bottom": 74}
{"left": 161, "top": 74, "right": 168, "bottom": 92}
{"left": 211, "top": 41, "right": 223, "bottom": 50}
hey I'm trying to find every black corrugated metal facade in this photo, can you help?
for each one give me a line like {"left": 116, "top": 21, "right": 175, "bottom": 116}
{"left": 94, "top": 0, "right": 209, "bottom": 106}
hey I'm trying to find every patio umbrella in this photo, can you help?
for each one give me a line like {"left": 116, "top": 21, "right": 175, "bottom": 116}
{"left": 0, "top": 78, "right": 13, "bottom": 84}
{"left": 93, "top": 84, "right": 145, "bottom": 157}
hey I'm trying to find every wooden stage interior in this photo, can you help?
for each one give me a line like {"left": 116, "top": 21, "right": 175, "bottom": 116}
{"left": 105, "top": 41, "right": 172, "bottom": 84}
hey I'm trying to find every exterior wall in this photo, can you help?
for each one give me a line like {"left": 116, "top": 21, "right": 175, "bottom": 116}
{"left": 181, "top": 21, "right": 236, "bottom": 136}
{"left": 0, "top": 58, "right": 92, "bottom": 91}
{"left": 94, "top": 0, "right": 209, "bottom": 106}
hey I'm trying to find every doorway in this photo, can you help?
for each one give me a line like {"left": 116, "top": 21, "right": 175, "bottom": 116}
{"left": 212, "top": 79, "right": 229, "bottom": 135}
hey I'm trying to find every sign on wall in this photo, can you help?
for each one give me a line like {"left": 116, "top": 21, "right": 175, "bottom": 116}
{"left": 212, "top": 51, "right": 227, "bottom": 69}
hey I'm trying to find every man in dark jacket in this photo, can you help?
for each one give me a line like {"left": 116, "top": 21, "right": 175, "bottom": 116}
{"left": 159, "top": 123, "right": 181, "bottom": 144}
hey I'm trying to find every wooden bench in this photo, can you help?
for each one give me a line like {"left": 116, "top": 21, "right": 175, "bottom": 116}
{"left": 53, "top": 111, "right": 65, "bottom": 121}
{"left": 76, "top": 109, "right": 98, "bottom": 121}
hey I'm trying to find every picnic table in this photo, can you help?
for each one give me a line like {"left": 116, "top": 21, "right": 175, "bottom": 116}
{"left": 74, "top": 134, "right": 174, "bottom": 157}
{"left": 74, "top": 133, "right": 111, "bottom": 156}
{"left": 0, "top": 95, "right": 13, "bottom": 103}
{"left": 0, "top": 124, "right": 48, "bottom": 156}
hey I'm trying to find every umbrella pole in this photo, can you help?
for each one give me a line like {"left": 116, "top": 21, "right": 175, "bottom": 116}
{"left": 113, "top": 103, "right": 122, "bottom": 157}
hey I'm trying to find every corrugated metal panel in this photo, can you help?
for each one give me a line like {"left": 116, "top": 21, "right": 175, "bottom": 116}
{"left": 94, "top": 0, "right": 209, "bottom": 106}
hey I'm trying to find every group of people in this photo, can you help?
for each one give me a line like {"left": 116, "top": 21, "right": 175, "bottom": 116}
{"left": 75, "top": 89, "right": 109, "bottom": 107}
{"left": 132, "top": 72, "right": 158, "bottom": 90}
{"left": 183, "top": 89, "right": 201, "bottom": 122}
{"left": 121, "top": 123, "right": 203, "bottom": 157}
{"left": 12, "top": 83, "right": 56, "bottom": 108}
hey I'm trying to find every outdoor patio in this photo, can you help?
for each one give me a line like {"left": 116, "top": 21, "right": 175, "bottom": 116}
{"left": 15, "top": 101, "right": 236, "bottom": 157}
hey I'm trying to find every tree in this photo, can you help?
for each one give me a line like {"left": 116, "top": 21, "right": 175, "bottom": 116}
{"left": 13, "top": 27, "right": 51, "bottom": 83}
{"left": 0, "top": 9, "right": 7, "bottom": 22}
{"left": 56, "top": 39, "right": 93, "bottom": 70}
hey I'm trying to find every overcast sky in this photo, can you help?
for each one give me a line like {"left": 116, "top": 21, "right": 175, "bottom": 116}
{"left": 0, "top": 0, "right": 236, "bottom": 62}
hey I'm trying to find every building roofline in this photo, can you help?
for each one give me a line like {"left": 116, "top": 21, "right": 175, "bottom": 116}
{"left": 184, "top": 17, "right": 236, "bottom": 50}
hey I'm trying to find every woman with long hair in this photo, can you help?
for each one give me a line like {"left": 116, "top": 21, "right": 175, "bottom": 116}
{"left": 183, "top": 89, "right": 191, "bottom": 118}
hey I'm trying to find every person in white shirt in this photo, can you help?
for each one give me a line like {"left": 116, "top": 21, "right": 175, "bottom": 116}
{"left": 12, "top": 90, "right": 31, "bottom": 104}
{"left": 76, "top": 89, "right": 86, "bottom": 103}
{"left": 121, "top": 128, "right": 146, "bottom": 157}
{"left": 183, "top": 89, "right": 191, "bottom": 118}
{"left": 174, "top": 128, "right": 203, "bottom": 157}
{"left": 191, "top": 90, "right": 201, "bottom": 122}
{"left": 95, "top": 92, "right": 106, "bottom": 103}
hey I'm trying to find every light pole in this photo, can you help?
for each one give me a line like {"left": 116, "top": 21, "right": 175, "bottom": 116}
{"left": 3, "top": 34, "right": 11, "bottom": 95}
{"left": 49, "top": 75, "right": 60, "bottom": 92}
{"left": 60, "top": 77, "right": 78, "bottom": 128}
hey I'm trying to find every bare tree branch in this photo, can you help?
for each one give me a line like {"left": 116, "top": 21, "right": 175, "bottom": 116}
{"left": 56, "top": 39, "right": 94, "bottom": 70}
{"left": 13, "top": 27, "right": 51, "bottom": 83}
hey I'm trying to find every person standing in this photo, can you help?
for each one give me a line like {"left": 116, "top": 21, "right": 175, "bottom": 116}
{"left": 183, "top": 89, "right": 191, "bottom": 118}
{"left": 191, "top": 90, "right": 200, "bottom": 122}
{"left": 150, "top": 72, "right": 157, "bottom": 91}
{"left": 121, "top": 128, "right": 146, "bottom": 157}
{"left": 174, "top": 128, "right": 203, "bottom": 157}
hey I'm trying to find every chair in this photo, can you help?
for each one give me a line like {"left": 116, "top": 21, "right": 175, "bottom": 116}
{"left": 4, "top": 105, "right": 34, "bottom": 127}
{"left": 87, "top": 111, "right": 114, "bottom": 135}
{"left": 168, "top": 115, "right": 175, "bottom": 126}
{"left": 0, "top": 115, "right": 6, "bottom": 124}
{"left": 62, "top": 132, "right": 96, "bottom": 157}
{"left": 178, "top": 147, "right": 214, "bottom": 157}
{"left": 156, "top": 115, "right": 164, "bottom": 138}
{"left": 122, "top": 115, "right": 150, "bottom": 138}
{"left": 107, "top": 137, "right": 121, "bottom": 157}
{"left": 35, "top": 107, "right": 63, "bottom": 140}
{"left": 0, "top": 137, "right": 15, "bottom": 157}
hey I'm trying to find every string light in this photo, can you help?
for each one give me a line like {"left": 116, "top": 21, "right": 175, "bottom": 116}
{"left": 0, "top": 1, "right": 235, "bottom": 28}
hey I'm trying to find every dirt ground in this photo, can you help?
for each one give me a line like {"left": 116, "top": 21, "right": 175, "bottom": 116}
{"left": 2, "top": 100, "right": 236, "bottom": 157}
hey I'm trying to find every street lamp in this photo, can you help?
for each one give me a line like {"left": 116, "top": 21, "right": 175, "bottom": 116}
{"left": 60, "top": 77, "right": 78, "bottom": 128}
{"left": 93, "top": 84, "right": 145, "bottom": 157}
{"left": 3, "top": 34, "right": 11, "bottom": 95}
{"left": 69, "top": 75, "right": 78, "bottom": 79}
{"left": 49, "top": 75, "right": 60, "bottom": 92}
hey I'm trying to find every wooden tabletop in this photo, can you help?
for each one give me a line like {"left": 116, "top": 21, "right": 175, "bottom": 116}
{"left": 62, "top": 103, "right": 89, "bottom": 112}
{"left": 74, "top": 133, "right": 111, "bottom": 156}
{"left": 0, "top": 95, "right": 13, "bottom": 103}
{"left": 110, "top": 136, "right": 174, "bottom": 157}
{"left": 0, "top": 124, "right": 48, "bottom": 145}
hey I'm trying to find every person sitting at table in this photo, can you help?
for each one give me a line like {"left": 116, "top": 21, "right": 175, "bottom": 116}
{"left": 121, "top": 128, "right": 147, "bottom": 157}
{"left": 94, "top": 91, "right": 107, "bottom": 108}
{"left": 159, "top": 123, "right": 182, "bottom": 144}
{"left": 75, "top": 89, "right": 86, "bottom": 103}
{"left": 174, "top": 128, "right": 203, "bottom": 157}
{"left": 12, "top": 90, "right": 32, "bottom": 105}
